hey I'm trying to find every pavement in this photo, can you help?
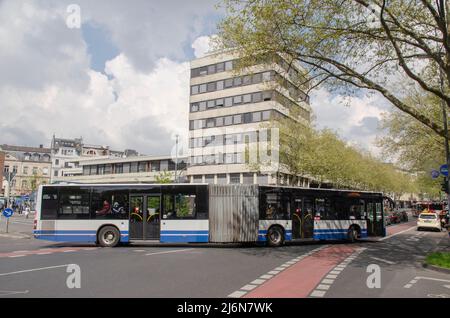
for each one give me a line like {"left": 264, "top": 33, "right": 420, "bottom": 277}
{"left": 0, "top": 214, "right": 449, "bottom": 298}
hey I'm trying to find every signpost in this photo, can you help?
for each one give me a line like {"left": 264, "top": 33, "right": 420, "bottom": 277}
{"left": 2, "top": 208, "right": 13, "bottom": 233}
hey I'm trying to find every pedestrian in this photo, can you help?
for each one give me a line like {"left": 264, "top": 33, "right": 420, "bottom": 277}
{"left": 24, "top": 206, "right": 30, "bottom": 219}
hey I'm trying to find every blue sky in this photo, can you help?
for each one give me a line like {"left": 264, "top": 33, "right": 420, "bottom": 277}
{"left": 0, "top": 0, "right": 387, "bottom": 155}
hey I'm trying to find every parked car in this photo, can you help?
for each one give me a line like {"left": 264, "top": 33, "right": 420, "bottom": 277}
{"left": 388, "top": 211, "right": 400, "bottom": 224}
{"left": 417, "top": 212, "right": 442, "bottom": 231}
{"left": 399, "top": 210, "right": 409, "bottom": 222}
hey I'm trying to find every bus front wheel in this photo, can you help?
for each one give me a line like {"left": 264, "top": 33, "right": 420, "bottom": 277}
{"left": 267, "top": 226, "right": 285, "bottom": 247}
{"left": 98, "top": 226, "right": 120, "bottom": 247}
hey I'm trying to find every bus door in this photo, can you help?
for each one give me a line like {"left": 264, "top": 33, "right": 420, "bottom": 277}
{"left": 292, "top": 198, "right": 302, "bottom": 239}
{"left": 366, "top": 200, "right": 384, "bottom": 236}
{"left": 129, "top": 194, "right": 161, "bottom": 240}
{"left": 302, "top": 198, "right": 314, "bottom": 239}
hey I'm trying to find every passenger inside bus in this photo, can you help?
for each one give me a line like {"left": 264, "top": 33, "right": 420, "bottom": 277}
{"left": 96, "top": 200, "right": 111, "bottom": 216}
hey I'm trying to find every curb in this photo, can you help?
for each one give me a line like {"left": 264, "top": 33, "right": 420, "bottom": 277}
{"left": 422, "top": 263, "right": 450, "bottom": 275}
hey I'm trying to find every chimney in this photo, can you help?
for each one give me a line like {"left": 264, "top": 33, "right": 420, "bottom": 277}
{"left": 39, "top": 144, "right": 43, "bottom": 148}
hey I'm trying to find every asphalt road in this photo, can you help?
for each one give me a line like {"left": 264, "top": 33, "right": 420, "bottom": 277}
{"left": 0, "top": 214, "right": 448, "bottom": 298}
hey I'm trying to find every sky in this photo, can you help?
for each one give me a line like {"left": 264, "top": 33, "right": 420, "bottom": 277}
{"left": 0, "top": 0, "right": 391, "bottom": 156}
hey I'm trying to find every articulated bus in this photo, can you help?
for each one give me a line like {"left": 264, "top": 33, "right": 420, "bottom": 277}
{"left": 33, "top": 184, "right": 386, "bottom": 247}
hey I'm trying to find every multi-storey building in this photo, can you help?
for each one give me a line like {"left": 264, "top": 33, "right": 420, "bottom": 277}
{"left": 187, "top": 51, "right": 311, "bottom": 186}
{"left": 54, "top": 155, "right": 187, "bottom": 184}
{"left": 0, "top": 144, "right": 52, "bottom": 196}
{"left": 50, "top": 135, "right": 138, "bottom": 182}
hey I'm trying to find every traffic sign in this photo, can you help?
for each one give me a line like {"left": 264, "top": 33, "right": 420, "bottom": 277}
{"left": 440, "top": 164, "right": 448, "bottom": 177}
{"left": 2, "top": 208, "right": 13, "bottom": 218}
{"left": 431, "top": 169, "right": 440, "bottom": 179}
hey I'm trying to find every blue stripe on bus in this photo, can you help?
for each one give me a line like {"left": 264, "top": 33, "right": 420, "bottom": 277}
{"left": 34, "top": 230, "right": 129, "bottom": 243}
{"left": 160, "top": 230, "right": 209, "bottom": 243}
{"left": 160, "top": 230, "right": 208, "bottom": 235}
{"left": 33, "top": 230, "right": 129, "bottom": 235}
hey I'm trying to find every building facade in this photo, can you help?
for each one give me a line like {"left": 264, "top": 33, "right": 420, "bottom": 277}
{"left": 50, "top": 136, "right": 138, "bottom": 182}
{"left": 187, "top": 51, "right": 311, "bottom": 186}
{"left": 0, "top": 144, "right": 52, "bottom": 197}
{"left": 54, "top": 155, "right": 187, "bottom": 184}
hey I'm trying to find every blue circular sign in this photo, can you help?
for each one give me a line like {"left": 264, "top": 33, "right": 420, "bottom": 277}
{"left": 440, "top": 164, "right": 448, "bottom": 177}
{"left": 2, "top": 208, "right": 13, "bottom": 218}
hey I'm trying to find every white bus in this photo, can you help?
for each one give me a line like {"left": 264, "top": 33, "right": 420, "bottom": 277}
{"left": 33, "top": 184, "right": 386, "bottom": 247}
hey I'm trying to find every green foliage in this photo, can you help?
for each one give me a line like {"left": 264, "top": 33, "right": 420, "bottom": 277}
{"left": 426, "top": 252, "right": 450, "bottom": 269}
{"left": 155, "top": 170, "right": 173, "bottom": 184}
{"left": 217, "top": 0, "right": 450, "bottom": 137}
{"left": 378, "top": 90, "right": 446, "bottom": 198}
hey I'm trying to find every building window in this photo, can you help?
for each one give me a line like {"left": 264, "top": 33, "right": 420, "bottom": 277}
{"left": 22, "top": 180, "right": 28, "bottom": 189}
{"left": 23, "top": 166, "right": 28, "bottom": 175}
{"left": 225, "top": 61, "right": 233, "bottom": 71}
{"left": 55, "top": 159, "right": 59, "bottom": 165}
{"left": 230, "top": 173, "right": 240, "bottom": 184}
{"left": 32, "top": 167, "right": 38, "bottom": 175}
{"left": 115, "top": 164, "right": 123, "bottom": 174}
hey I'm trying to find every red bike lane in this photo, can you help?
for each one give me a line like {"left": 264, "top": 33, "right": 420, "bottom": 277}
{"left": 243, "top": 222, "right": 414, "bottom": 298}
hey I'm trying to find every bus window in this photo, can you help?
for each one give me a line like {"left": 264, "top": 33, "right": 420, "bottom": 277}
{"left": 41, "top": 187, "right": 58, "bottom": 220}
{"left": 91, "top": 189, "right": 129, "bottom": 219}
{"left": 58, "top": 188, "right": 90, "bottom": 219}
{"left": 315, "top": 197, "right": 334, "bottom": 220}
{"left": 176, "top": 194, "right": 196, "bottom": 218}
{"left": 163, "top": 194, "right": 196, "bottom": 219}
{"left": 263, "top": 193, "right": 290, "bottom": 220}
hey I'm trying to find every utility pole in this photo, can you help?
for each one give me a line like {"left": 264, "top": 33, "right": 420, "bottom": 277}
{"left": 440, "top": 65, "right": 450, "bottom": 210}
{"left": 175, "top": 134, "right": 179, "bottom": 183}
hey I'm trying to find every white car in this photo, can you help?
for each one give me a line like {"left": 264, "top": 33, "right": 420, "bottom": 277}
{"left": 417, "top": 213, "right": 441, "bottom": 231}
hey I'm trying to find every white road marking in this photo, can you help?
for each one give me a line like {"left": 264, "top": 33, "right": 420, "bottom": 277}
{"left": 379, "top": 226, "right": 416, "bottom": 241}
{"left": 416, "top": 276, "right": 450, "bottom": 283}
{"left": 310, "top": 290, "right": 326, "bottom": 297}
{"left": 0, "top": 290, "right": 29, "bottom": 297}
{"left": 326, "top": 274, "right": 338, "bottom": 279}
{"left": 228, "top": 291, "right": 247, "bottom": 298}
{"left": 316, "top": 284, "right": 330, "bottom": 290}
{"left": 251, "top": 279, "right": 266, "bottom": 285}
{"left": 370, "top": 257, "right": 396, "bottom": 265}
{"left": 0, "top": 264, "right": 70, "bottom": 277}
{"left": 260, "top": 274, "right": 273, "bottom": 279}
{"left": 268, "top": 271, "right": 280, "bottom": 275}
{"left": 36, "top": 252, "right": 51, "bottom": 255}
{"left": 145, "top": 248, "right": 194, "bottom": 256}
{"left": 322, "top": 279, "right": 334, "bottom": 284}
{"left": 63, "top": 250, "right": 76, "bottom": 253}
{"left": 8, "top": 255, "right": 25, "bottom": 258}
{"left": 241, "top": 284, "right": 257, "bottom": 291}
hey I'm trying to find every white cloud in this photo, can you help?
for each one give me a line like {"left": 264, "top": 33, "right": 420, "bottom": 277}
{"left": 191, "top": 35, "right": 217, "bottom": 58}
{"left": 310, "top": 87, "right": 389, "bottom": 154}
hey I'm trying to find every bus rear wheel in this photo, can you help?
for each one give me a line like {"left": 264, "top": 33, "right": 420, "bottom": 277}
{"left": 98, "top": 226, "right": 120, "bottom": 247}
{"left": 267, "top": 226, "right": 285, "bottom": 247}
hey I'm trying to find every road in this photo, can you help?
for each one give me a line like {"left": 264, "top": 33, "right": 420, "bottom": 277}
{"left": 0, "top": 214, "right": 448, "bottom": 298}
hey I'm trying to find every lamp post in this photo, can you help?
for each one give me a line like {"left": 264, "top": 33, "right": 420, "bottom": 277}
{"left": 175, "top": 134, "right": 179, "bottom": 183}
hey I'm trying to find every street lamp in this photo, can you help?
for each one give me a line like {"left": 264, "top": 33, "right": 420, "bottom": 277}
{"left": 175, "top": 134, "right": 179, "bottom": 183}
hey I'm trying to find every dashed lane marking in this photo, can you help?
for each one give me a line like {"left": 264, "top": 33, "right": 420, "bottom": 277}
{"left": 227, "top": 245, "right": 329, "bottom": 298}
{"left": 309, "top": 247, "right": 367, "bottom": 298}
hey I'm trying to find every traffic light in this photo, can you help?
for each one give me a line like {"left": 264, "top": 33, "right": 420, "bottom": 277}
{"left": 441, "top": 178, "right": 449, "bottom": 194}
